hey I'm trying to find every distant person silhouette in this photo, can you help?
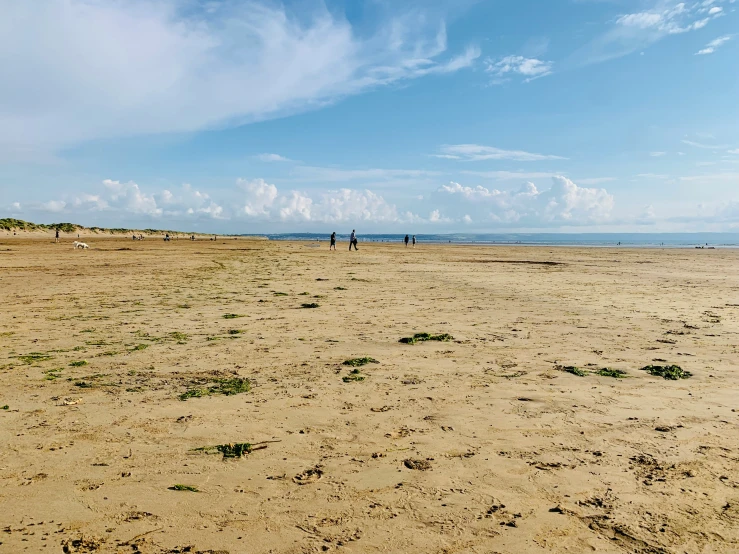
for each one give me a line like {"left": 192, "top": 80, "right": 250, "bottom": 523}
{"left": 404, "top": 234, "right": 409, "bottom": 247}
{"left": 349, "top": 230, "right": 358, "bottom": 251}
{"left": 330, "top": 232, "right": 337, "bottom": 250}
{"left": 412, "top": 235, "right": 416, "bottom": 247}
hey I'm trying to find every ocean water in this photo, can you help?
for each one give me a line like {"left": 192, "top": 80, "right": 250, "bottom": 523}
{"left": 256, "top": 233, "right": 739, "bottom": 248}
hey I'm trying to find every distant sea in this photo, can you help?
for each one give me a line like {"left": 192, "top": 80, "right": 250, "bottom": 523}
{"left": 252, "top": 233, "right": 739, "bottom": 248}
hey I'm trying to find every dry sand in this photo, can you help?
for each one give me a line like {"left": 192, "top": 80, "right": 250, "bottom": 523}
{"left": 1, "top": 237, "right": 738, "bottom": 553}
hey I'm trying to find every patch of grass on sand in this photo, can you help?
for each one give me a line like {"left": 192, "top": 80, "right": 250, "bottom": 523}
{"left": 0, "top": 332, "right": 14, "bottom": 337}
{"left": 179, "top": 377, "right": 251, "bottom": 401}
{"left": 223, "top": 313, "right": 246, "bottom": 319}
{"left": 342, "top": 369, "right": 365, "bottom": 382}
{"left": 74, "top": 381, "right": 94, "bottom": 388}
{"left": 129, "top": 344, "right": 149, "bottom": 352}
{"left": 80, "top": 329, "right": 95, "bottom": 333}
{"left": 273, "top": 292, "right": 289, "bottom": 296}
{"left": 298, "top": 292, "right": 310, "bottom": 296}
{"left": 640, "top": 365, "right": 692, "bottom": 380}
{"left": 15, "top": 353, "right": 54, "bottom": 365}
{"left": 69, "top": 360, "right": 88, "bottom": 367}
{"left": 98, "top": 351, "right": 118, "bottom": 357}
{"left": 561, "top": 366, "right": 586, "bottom": 377}
{"left": 43, "top": 368, "right": 64, "bottom": 380}
{"left": 399, "top": 333, "right": 453, "bottom": 345}
{"left": 177, "top": 304, "right": 192, "bottom": 309}
{"left": 343, "top": 357, "right": 379, "bottom": 367}
{"left": 596, "top": 368, "right": 627, "bottom": 378}
{"left": 334, "top": 287, "right": 347, "bottom": 291}
{"left": 85, "top": 340, "right": 108, "bottom": 346}
{"left": 169, "top": 484, "right": 199, "bottom": 492}
{"left": 72, "top": 346, "right": 85, "bottom": 351}
{"left": 169, "top": 332, "right": 189, "bottom": 343}
{"left": 301, "top": 303, "right": 320, "bottom": 309}
{"left": 2, "top": 405, "right": 9, "bottom": 410}
{"left": 227, "top": 329, "right": 243, "bottom": 335}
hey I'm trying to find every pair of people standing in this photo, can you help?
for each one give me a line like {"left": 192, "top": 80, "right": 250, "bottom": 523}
{"left": 404, "top": 234, "right": 416, "bottom": 247}
{"left": 329, "top": 231, "right": 359, "bottom": 251}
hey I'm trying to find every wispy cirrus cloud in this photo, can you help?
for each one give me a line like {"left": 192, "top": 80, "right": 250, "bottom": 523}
{"left": 696, "top": 34, "right": 733, "bottom": 55}
{"left": 254, "top": 153, "right": 294, "bottom": 163}
{"left": 569, "top": 0, "right": 729, "bottom": 66}
{"left": 484, "top": 56, "right": 553, "bottom": 83}
{"left": 0, "top": 0, "right": 479, "bottom": 152}
{"left": 650, "top": 151, "right": 667, "bottom": 157}
{"left": 682, "top": 139, "right": 731, "bottom": 149}
{"left": 434, "top": 144, "right": 566, "bottom": 162}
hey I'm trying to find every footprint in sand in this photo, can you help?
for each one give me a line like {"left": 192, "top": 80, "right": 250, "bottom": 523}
{"left": 293, "top": 465, "right": 323, "bottom": 485}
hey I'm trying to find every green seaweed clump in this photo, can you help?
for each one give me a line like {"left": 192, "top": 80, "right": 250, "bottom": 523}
{"left": 223, "top": 313, "right": 246, "bottom": 319}
{"left": 640, "top": 365, "right": 692, "bottom": 380}
{"left": 179, "top": 377, "right": 251, "bottom": 401}
{"left": 1, "top": 405, "right": 8, "bottom": 410}
{"left": 216, "top": 443, "right": 252, "bottom": 458}
{"left": 342, "top": 369, "right": 365, "bottom": 382}
{"left": 69, "top": 360, "right": 88, "bottom": 367}
{"left": 399, "top": 333, "right": 454, "bottom": 345}
{"left": 169, "top": 484, "right": 199, "bottom": 492}
{"left": 343, "top": 357, "right": 379, "bottom": 367}
{"left": 562, "top": 366, "right": 586, "bottom": 377}
{"left": 596, "top": 368, "right": 627, "bottom": 378}
{"left": 301, "top": 303, "right": 320, "bottom": 309}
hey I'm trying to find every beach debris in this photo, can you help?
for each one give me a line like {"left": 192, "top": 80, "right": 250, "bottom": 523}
{"left": 342, "top": 369, "right": 365, "bottom": 382}
{"left": 59, "top": 397, "right": 83, "bottom": 406}
{"left": 61, "top": 534, "right": 106, "bottom": 553}
{"left": 640, "top": 365, "right": 692, "bottom": 380}
{"left": 595, "top": 368, "right": 627, "bottom": 378}
{"left": 300, "top": 303, "right": 320, "bottom": 309}
{"left": 293, "top": 465, "right": 323, "bottom": 485}
{"left": 169, "top": 484, "right": 199, "bottom": 492}
{"left": 192, "top": 441, "right": 274, "bottom": 459}
{"left": 399, "top": 332, "right": 453, "bottom": 345}
{"left": 403, "top": 458, "right": 432, "bottom": 471}
{"left": 342, "top": 357, "right": 379, "bottom": 367}
{"left": 1, "top": 405, "right": 8, "bottom": 410}
{"left": 179, "top": 377, "right": 251, "bottom": 401}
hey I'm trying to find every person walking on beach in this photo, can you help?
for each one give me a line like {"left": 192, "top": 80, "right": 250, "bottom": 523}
{"left": 55, "top": 228, "right": 59, "bottom": 243}
{"left": 412, "top": 235, "right": 416, "bottom": 248}
{"left": 330, "top": 232, "right": 337, "bottom": 251}
{"left": 404, "top": 234, "right": 409, "bottom": 247}
{"left": 349, "top": 230, "right": 358, "bottom": 251}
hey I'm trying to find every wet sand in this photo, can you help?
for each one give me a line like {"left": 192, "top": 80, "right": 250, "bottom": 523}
{"left": 1, "top": 238, "right": 738, "bottom": 553}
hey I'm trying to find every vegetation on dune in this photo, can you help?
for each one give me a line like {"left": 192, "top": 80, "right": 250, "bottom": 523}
{"left": 179, "top": 377, "right": 251, "bottom": 401}
{"left": 399, "top": 332, "right": 454, "bottom": 345}
{"left": 0, "top": 217, "right": 203, "bottom": 236}
{"left": 640, "top": 365, "right": 692, "bottom": 380}
{"left": 343, "top": 357, "right": 379, "bottom": 367}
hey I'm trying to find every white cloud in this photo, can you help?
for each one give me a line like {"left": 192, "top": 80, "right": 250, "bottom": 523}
{"left": 239, "top": 178, "right": 279, "bottom": 217}
{"left": 650, "top": 151, "right": 667, "bottom": 157}
{"left": 159, "top": 183, "right": 224, "bottom": 218}
{"left": 439, "top": 176, "right": 614, "bottom": 225}
{"left": 696, "top": 34, "right": 733, "bottom": 54}
{"left": 435, "top": 144, "right": 566, "bottom": 162}
{"left": 729, "top": 149, "right": 739, "bottom": 155}
{"left": 40, "top": 200, "right": 66, "bottom": 213}
{"left": 102, "top": 179, "right": 161, "bottom": 216}
{"left": 0, "top": 1, "right": 479, "bottom": 151}
{"left": 255, "top": 153, "right": 293, "bottom": 163}
{"left": 571, "top": 0, "right": 729, "bottom": 65}
{"left": 682, "top": 139, "right": 731, "bottom": 149}
{"left": 238, "top": 178, "right": 415, "bottom": 223}
{"left": 12, "top": 202, "right": 21, "bottom": 210}
{"left": 485, "top": 55, "right": 553, "bottom": 82}
{"left": 462, "top": 214, "right": 472, "bottom": 224}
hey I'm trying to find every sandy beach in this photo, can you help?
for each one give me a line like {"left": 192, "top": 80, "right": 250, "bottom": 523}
{"left": 1, "top": 237, "right": 738, "bottom": 554}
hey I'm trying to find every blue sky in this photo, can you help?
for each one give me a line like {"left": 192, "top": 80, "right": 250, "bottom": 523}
{"left": 1, "top": 0, "right": 738, "bottom": 233}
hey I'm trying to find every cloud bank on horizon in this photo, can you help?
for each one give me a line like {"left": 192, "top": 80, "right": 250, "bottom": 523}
{"left": 1, "top": 0, "right": 738, "bottom": 232}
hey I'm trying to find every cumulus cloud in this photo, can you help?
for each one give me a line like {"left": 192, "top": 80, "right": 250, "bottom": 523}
{"left": 485, "top": 55, "right": 553, "bottom": 82}
{"left": 40, "top": 200, "right": 66, "bottom": 213}
{"left": 0, "top": 1, "right": 479, "bottom": 152}
{"left": 696, "top": 34, "right": 733, "bottom": 55}
{"left": 238, "top": 178, "right": 412, "bottom": 223}
{"left": 439, "top": 176, "right": 614, "bottom": 225}
{"left": 434, "top": 144, "right": 566, "bottom": 162}
{"left": 102, "top": 180, "right": 161, "bottom": 216}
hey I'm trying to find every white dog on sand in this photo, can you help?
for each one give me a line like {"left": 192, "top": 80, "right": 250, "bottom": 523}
{"left": 73, "top": 241, "right": 89, "bottom": 249}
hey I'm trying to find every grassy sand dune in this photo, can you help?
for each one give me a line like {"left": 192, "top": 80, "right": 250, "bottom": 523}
{"left": 1, "top": 238, "right": 738, "bottom": 552}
